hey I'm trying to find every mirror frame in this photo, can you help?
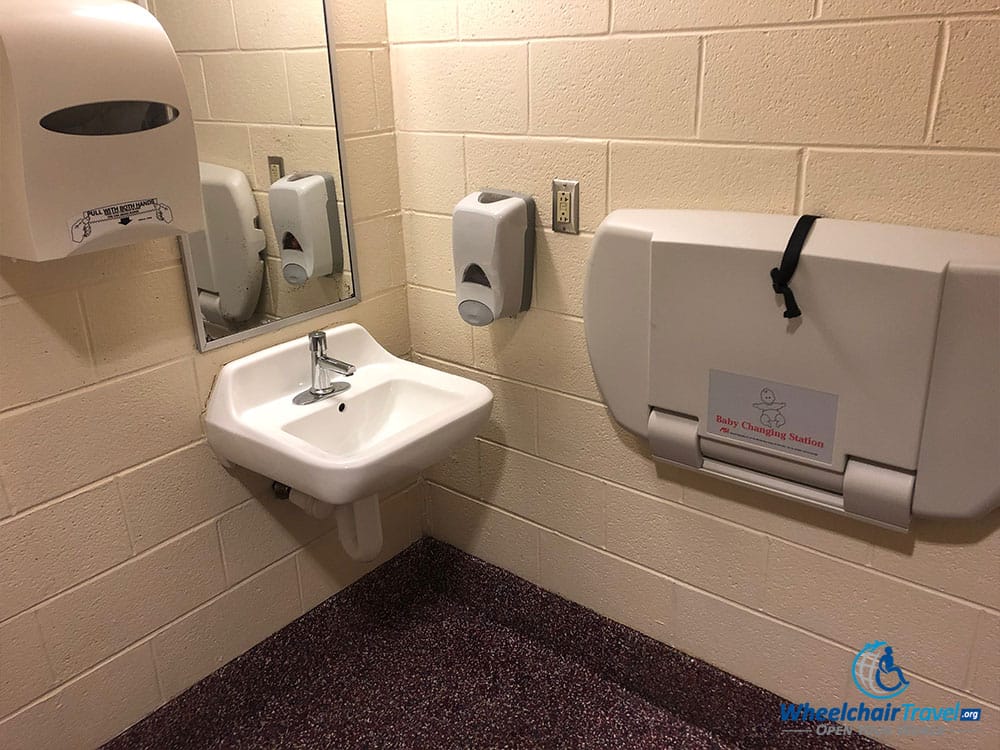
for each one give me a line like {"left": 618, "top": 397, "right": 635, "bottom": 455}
{"left": 179, "top": 0, "right": 361, "bottom": 352}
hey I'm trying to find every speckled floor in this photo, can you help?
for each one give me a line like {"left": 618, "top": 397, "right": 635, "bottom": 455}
{"left": 103, "top": 538, "right": 886, "bottom": 750}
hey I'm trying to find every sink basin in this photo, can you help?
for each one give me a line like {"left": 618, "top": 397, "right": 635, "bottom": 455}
{"left": 204, "top": 324, "right": 492, "bottom": 558}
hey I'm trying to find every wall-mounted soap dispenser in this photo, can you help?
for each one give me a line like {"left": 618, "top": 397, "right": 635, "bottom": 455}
{"left": 452, "top": 190, "right": 535, "bottom": 326}
{"left": 188, "top": 163, "right": 266, "bottom": 327}
{"left": 268, "top": 172, "right": 344, "bottom": 286}
{"left": 0, "top": 0, "right": 202, "bottom": 261}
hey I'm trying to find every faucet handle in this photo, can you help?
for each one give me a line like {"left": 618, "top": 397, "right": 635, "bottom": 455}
{"left": 308, "top": 330, "right": 327, "bottom": 352}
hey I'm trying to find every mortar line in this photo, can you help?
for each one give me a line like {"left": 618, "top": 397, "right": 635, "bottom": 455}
{"left": 395, "top": 129, "right": 1000, "bottom": 155}
{"left": 923, "top": 21, "right": 951, "bottom": 144}
{"left": 694, "top": 36, "right": 706, "bottom": 136}
{"left": 385, "top": 13, "right": 1000, "bottom": 45}
{"left": 794, "top": 148, "right": 809, "bottom": 213}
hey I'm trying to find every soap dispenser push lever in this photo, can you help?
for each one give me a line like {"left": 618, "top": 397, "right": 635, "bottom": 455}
{"left": 293, "top": 331, "right": 355, "bottom": 405}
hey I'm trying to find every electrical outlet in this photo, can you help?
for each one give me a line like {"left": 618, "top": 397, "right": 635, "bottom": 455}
{"left": 556, "top": 190, "right": 571, "bottom": 223}
{"left": 268, "top": 156, "right": 286, "bottom": 184}
{"left": 552, "top": 179, "right": 579, "bottom": 234}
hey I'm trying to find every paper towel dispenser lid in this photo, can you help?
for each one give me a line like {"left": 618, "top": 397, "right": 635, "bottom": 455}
{"left": 585, "top": 209, "right": 1000, "bottom": 528}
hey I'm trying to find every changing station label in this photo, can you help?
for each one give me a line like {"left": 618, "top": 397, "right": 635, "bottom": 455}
{"left": 707, "top": 369, "right": 838, "bottom": 464}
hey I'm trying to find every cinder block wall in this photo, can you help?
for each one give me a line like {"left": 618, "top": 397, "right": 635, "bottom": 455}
{"left": 0, "top": 2, "right": 420, "bottom": 748}
{"left": 386, "top": 3, "right": 1000, "bottom": 749}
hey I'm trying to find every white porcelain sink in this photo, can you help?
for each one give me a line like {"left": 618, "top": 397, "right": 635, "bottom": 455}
{"left": 204, "top": 323, "right": 492, "bottom": 559}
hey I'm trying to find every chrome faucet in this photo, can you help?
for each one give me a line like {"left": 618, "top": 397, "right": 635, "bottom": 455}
{"left": 293, "top": 330, "right": 355, "bottom": 405}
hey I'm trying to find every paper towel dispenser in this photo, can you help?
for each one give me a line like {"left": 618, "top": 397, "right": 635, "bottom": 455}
{"left": 584, "top": 209, "right": 1000, "bottom": 531}
{"left": 0, "top": 0, "right": 201, "bottom": 261}
{"left": 188, "top": 163, "right": 266, "bottom": 327}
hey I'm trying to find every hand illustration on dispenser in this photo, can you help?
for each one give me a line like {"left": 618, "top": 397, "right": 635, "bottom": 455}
{"left": 154, "top": 202, "right": 173, "bottom": 223}
{"left": 70, "top": 217, "right": 92, "bottom": 243}
{"left": 753, "top": 388, "right": 787, "bottom": 428}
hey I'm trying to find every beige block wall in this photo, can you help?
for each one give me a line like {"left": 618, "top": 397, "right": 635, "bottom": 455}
{"left": 388, "top": 3, "right": 1000, "bottom": 749}
{"left": 0, "top": 2, "right": 422, "bottom": 748}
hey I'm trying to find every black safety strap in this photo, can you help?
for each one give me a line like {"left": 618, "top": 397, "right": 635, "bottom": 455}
{"left": 770, "top": 214, "right": 820, "bottom": 319}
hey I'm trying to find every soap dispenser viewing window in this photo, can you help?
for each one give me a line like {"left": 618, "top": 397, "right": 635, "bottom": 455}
{"left": 462, "top": 264, "right": 492, "bottom": 287}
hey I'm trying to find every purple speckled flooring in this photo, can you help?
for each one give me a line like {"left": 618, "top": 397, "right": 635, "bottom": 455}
{"left": 103, "top": 538, "right": 886, "bottom": 750}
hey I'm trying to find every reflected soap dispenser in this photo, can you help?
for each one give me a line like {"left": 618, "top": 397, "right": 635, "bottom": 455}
{"left": 268, "top": 172, "right": 344, "bottom": 285}
{"left": 452, "top": 190, "right": 535, "bottom": 326}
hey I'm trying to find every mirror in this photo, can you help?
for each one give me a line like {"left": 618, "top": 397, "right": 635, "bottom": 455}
{"left": 149, "top": 0, "right": 358, "bottom": 351}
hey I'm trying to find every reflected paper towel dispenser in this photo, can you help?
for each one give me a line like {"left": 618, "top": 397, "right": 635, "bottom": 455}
{"left": 188, "top": 163, "right": 265, "bottom": 327}
{"left": 584, "top": 209, "right": 1000, "bottom": 531}
{"left": 0, "top": 0, "right": 201, "bottom": 261}
{"left": 453, "top": 190, "right": 535, "bottom": 326}
{"left": 268, "top": 172, "right": 343, "bottom": 286}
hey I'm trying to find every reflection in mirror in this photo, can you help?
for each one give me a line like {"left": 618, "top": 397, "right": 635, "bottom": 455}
{"left": 149, "top": 0, "right": 358, "bottom": 350}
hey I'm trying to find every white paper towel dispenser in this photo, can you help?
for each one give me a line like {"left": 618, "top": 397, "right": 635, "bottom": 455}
{"left": 188, "top": 163, "right": 265, "bottom": 327}
{"left": 584, "top": 209, "right": 1000, "bottom": 531}
{"left": 0, "top": 0, "right": 201, "bottom": 261}
{"left": 452, "top": 190, "right": 535, "bottom": 326}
